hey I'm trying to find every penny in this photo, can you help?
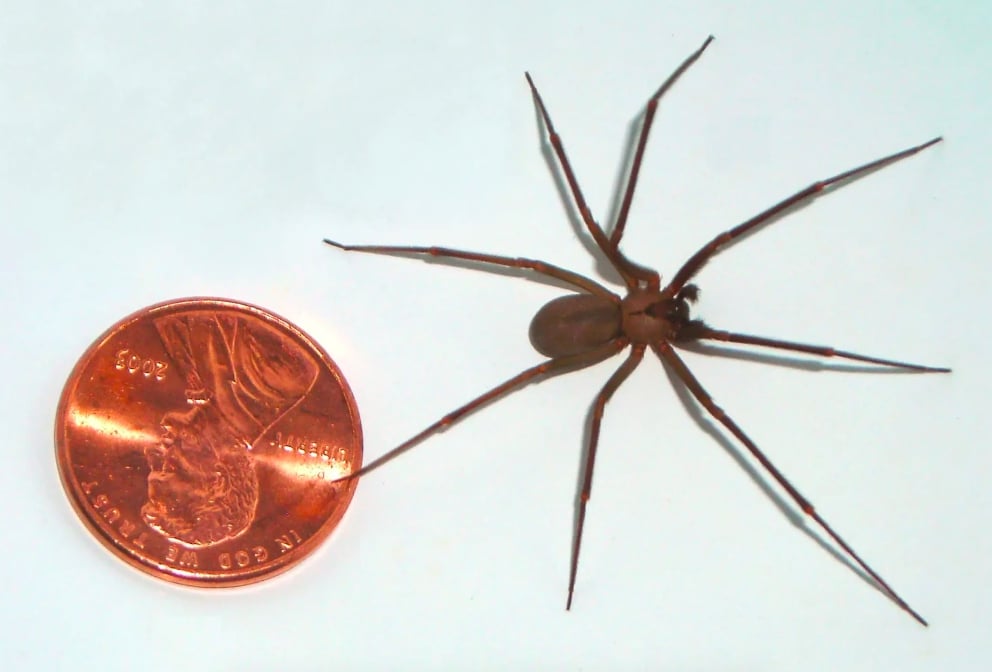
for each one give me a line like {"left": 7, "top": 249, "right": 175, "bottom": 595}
{"left": 55, "top": 298, "right": 362, "bottom": 587}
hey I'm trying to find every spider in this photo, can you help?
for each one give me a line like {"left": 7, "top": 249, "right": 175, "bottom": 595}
{"left": 324, "top": 35, "right": 946, "bottom": 625}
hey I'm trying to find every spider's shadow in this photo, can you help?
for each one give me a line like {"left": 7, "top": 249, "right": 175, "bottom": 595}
{"left": 528, "top": 71, "right": 912, "bottom": 288}
{"left": 353, "top": 250, "right": 595, "bottom": 296}
{"left": 332, "top": 65, "right": 932, "bottom": 616}
{"left": 529, "top": 89, "right": 628, "bottom": 286}
{"left": 677, "top": 341, "right": 934, "bottom": 375}
{"left": 571, "top": 345, "right": 901, "bottom": 608}
{"left": 528, "top": 70, "right": 928, "bottom": 610}
{"left": 349, "top": 78, "right": 898, "bottom": 307}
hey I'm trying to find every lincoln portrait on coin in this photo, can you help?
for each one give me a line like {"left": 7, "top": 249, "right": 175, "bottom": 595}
{"left": 141, "top": 312, "right": 320, "bottom": 547}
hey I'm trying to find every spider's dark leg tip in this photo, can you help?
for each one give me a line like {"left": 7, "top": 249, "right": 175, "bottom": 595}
{"left": 915, "top": 363, "right": 951, "bottom": 373}
{"left": 323, "top": 238, "right": 347, "bottom": 249}
{"left": 908, "top": 364, "right": 951, "bottom": 373}
{"left": 330, "top": 468, "right": 359, "bottom": 485}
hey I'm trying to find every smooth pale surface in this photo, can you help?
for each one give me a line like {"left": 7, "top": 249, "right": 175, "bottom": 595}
{"left": 2, "top": 2, "right": 989, "bottom": 671}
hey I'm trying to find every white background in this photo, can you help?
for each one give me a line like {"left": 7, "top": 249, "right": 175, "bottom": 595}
{"left": 3, "top": 2, "right": 990, "bottom": 670}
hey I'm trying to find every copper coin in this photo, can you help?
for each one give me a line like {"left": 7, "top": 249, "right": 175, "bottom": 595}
{"left": 55, "top": 298, "right": 362, "bottom": 587}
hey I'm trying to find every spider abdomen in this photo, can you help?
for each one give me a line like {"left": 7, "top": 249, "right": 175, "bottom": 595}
{"left": 529, "top": 294, "right": 622, "bottom": 358}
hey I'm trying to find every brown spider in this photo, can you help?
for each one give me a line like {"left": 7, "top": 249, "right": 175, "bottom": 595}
{"left": 325, "top": 35, "right": 946, "bottom": 625}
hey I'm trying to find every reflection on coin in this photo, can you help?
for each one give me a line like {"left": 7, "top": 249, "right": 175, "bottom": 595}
{"left": 55, "top": 298, "right": 362, "bottom": 587}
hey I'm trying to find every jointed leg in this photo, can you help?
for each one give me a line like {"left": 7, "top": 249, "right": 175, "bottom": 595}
{"left": 336, "top": 338, "right": 628, "bottom": 482}
{"left": 610, "top": 35, "right": 714, "bottom": 252}
{"left": 654, "top": 342, "right": 928, "bottom": 626}
{"left": 681, "top": 324, "right": 950, "bottom": 372}
{"left": 568, "top": 344, "right": 646, "bottom": 610}
{"left": 666, "top": 137, "right": 942, "bottom": 294}
{"left": 324, "top": 239, "right": 616, "bottom": 300}
{"left": 525, "top": 73, "right": 659, "bottom": 289}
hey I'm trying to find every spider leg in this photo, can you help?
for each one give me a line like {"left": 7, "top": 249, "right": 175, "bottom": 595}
{"left": 680, "top": 324, "right": 950, "bottom": 372}
{"left": 610, "top": 35, "right": 714, "bottom": 252}
{"left": 666, "top": 137, "right": 942, "bottom": 294}
{"left": 654, "top": 342, "right": 928, "bottom": 626}
{"left": 526, "top": 73, "right": 659, "bottom": 289}
{"left": 324, "top": 239, "right": 616, "bottom": 300}
{"left": 335, "top": 338, "right": 628, "bottom": 482}
{"left": 568, "top": 344, "right": 645, "bottom": 610}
